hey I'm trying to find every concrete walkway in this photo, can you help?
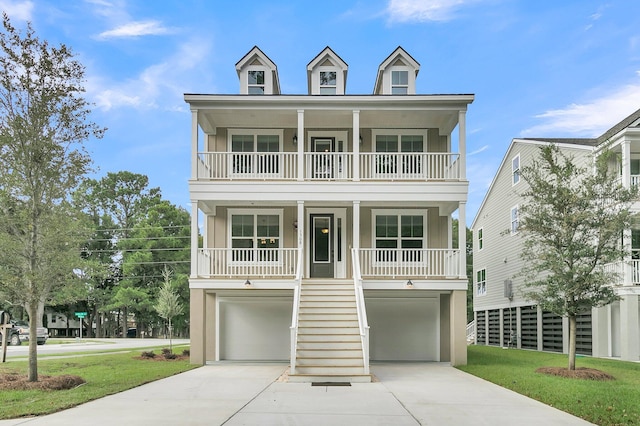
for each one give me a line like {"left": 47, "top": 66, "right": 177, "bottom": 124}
{"left": 0, "top": 363, "right": 593, "bottom": 426}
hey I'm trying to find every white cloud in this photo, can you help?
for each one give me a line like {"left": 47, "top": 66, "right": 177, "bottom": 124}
{"left": 97, "top": 20, "right": 175, "bottom": 39}
{"left": 88, "top": 37, "right": 212, "bottom": 112}
{"left": 0, "top": 0, "right": 34, "bottom": 21}
{"left": 469, "top": 145, "right": 489, "bottom": 156}
{"left": 522, "top": 76, "right": 640, "bottom": 137}
{"left": 386, "top": 0, "right": 481, "bottom": 23}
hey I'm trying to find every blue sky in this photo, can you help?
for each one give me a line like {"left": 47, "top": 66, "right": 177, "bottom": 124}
{"left": 2, "top": 0, "right": 640, "bottom": 225}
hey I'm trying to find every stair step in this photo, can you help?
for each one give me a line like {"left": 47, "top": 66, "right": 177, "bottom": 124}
{"left": 293, "top": 366, "right": 366, "bottom": 376}
{"left": 298, "top": 320, "right": 360, "bottom": 328}
{"left": 298, "top": 313, "right": 358, "bottom": 320}
{"left": 299, "top": 301, "right": 356, "bottom": 308}
{"left": 288, "top": 374, "right": 372, "bottom": 383}
{"left": 299, "top": 306, "right": 357, "bottom": 314}
{"left": 297, "top": 349, "right": 363, "bottom": 357}
{"left": 298, "top": 327, "right": 359, "bottom": 335}
{"left": 296, "top": 341, "right": 362, "bottom": 349}
{"left": 296, "top": 357, "right": 364, "bottom": 366}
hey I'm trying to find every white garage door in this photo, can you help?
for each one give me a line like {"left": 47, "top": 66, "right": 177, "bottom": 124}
{"left": 366, "top": 297, "right": 439, "bottom": 361}
{"left": 219, "top": 298, "right": 291, "bottom": 361}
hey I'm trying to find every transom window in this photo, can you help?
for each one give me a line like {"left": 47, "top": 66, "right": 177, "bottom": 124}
{"left": 512, "top": 154, "right": 520, "bottom": 185}
{"left": 230, "top": 210, "right": 281, "bottom": 262}
{"left": 476, "top": 269, "right": 486, "bottom": 296}
{"left": 391, "top": 70, "right": 408, "bottom": 94}
{"left": 247, "top": 70, "right": 265, "bottom": 94}
{"left": 374, "top": 210, "right": 424, "bottom": 262}
{"left": 319, "top": 71, "right": 337, "bottom": 94}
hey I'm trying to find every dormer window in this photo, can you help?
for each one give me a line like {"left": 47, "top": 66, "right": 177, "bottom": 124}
{"left": 320, "top": 71, "right": 337, "bottom": 94}
{"left": 248, "top": 70, "right": 265, "bottom": 94}
{"left": 391, "top": 70, "right": 408, "bottom": 94}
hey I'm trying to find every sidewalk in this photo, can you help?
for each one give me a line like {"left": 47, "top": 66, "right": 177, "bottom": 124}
{"left": 0, "top": 363, "right": 594, "bottom": 425}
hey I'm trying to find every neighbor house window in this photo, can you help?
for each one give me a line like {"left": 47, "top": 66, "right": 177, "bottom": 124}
{"left": 512, "top": 154, "right": 520, "bottom": 185}
{"left": 373, "top": 210, "right": 424, "bottom": 262}
{"left": 247, "top": 70, "right": 265, "bottom": 94}
{"left": 476, "top": 269, "right": 486, "bottom": 296}
{"left": 511, "top": 206, "right": 519, "bottom": 235}
{"left": 319, "top": 71, "right": 337, "bottom": 94}
{"left": 478, "top": 228, "right": 483, "bottom": 251}
{"left": 230, "top": 210, "right": 281, "bottom": 262}
{"left": 391, "top": 70, "right": 408, "bottom": 94}
{"left": 229, "top": 130, "right": 282, "bottom": 175}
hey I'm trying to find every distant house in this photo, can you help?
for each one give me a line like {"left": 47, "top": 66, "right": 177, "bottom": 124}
{"left": 472, "top": 109, "right": 640, "bottom": 362}
{"left": 185, "top": 46, "right": 474, "bottom": 382}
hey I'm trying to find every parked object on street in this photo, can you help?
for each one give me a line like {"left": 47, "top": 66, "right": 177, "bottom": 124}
{"left": 10, "top": 320, "right": 48, "bottom": 345}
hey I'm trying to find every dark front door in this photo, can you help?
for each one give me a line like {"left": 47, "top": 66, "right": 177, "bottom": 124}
{"left": 310, "top": 214, "right": 334, "bottom": 278}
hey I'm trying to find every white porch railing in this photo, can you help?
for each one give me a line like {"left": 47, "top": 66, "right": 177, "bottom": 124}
{"left": 360, "top": 153, "right": 460, "bottom": 180}
{"left": 632, "top": 175, "right": 640, "bottom": 187}
{"left": 304, "top": 152, "right": 353, "bottom": 180}
{"left": 466, "top": 320, "right": 476, "bottom": 344}
{"left": 603, "top": 259, "right": 640, "bottom": 285}
{"left": 289, "top": 248, "right": 303, "bottom": 375}
{"left": 197, "top": 152, "right": 298, "bottom": 180}
{"left": 358, "top": 248, "right": 461, "bottom": 278}
{"left": 351, "top": 248, "right": 370, "bottom": 374}
{"left": 196, "top": 248, "right": 298, "bottom": 277}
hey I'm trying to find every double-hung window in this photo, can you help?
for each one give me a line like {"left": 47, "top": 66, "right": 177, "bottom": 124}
{"left": 512, "top": 154, "right": 520, "bottom": 185}
{"left": 511, "top": 206, "right": 519, "bottom": 235}
{"left": 374, "top": 210, "right": 424, "bottom": 263}
{"left": 477, "top": 228, "right": 484, "bottom": 251}
{"left": 476, "top": 269, "right": 486, "bottom": 296}
{"left": 391, "top": 69, "right": 409, "bottom": 94}
{"left": 230, "top": 130, "right": 281, "bottom": 176}
{"left": 374, "top": 131, "right": 426, "bottom": 178}
{"left": 230, "top": 210, "right": 281, "bottom": 262}
{"left": 247, "top": 70, "right": 265, "bottom": 94}
{"left": 319, "top": 70, "right": 337, "bottom": 94}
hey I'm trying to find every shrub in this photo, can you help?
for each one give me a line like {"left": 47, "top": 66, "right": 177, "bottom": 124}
{"left": 182, "top": 349, "right": 190, "bottom": 357}
{"left": 161, "top": 348, "right": 171, "bottom": 356}
{"left": 140, "top": 351, "right": 156, "bottom": 359}
{"left": 163, "top": 352, "right": 177, "bottom": 360}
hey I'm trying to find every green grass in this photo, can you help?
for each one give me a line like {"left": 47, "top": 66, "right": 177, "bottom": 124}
{"left": 0, "top": 347, "right": 199, "bottom": 420}
{"left": 458, "top": 345, "right": 640, "bottom": 426}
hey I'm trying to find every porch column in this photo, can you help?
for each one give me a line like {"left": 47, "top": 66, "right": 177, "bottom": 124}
{"left": 450, "top": 290, "right": 467, "bottom": 365}
{"left": 353, "top": 110, "right": 360, "bottom": 181}
{"left": 352, "top": 201, "right": 360, "bottom": 250}
{"left": 297, "top": 110, "right": 304, "bottom": 181}
{"left": 458, "top": 110, "right": 467, "bottom": 180}
{"left": 458, "top": 202, "right": 467, "bottom": 279}
{"left": 620, "top": 293, "right": 640, "bottom": 361}
{"left": 190, "top": 201, "right": 199, "bottom": 278}
{"left": 297, "top": 201, "right": 304, "bottom": 276}
{"left": 622, "top": 140, "right": 631, "bottom": 188}
{"left": 191, "top": 109, "right": 199, "bottom": 179}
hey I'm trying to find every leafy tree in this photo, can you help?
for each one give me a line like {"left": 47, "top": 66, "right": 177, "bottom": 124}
{"left": 0, "top": 15, "right": 104, "bottom": 381}
{"left": 519, "top": 145, "right": 637, "bottom": 370}
{"left": 154, "top": 267, "right": 184, "bottom": 353}
{"left": 452, "top": 219, "right": 474, "bottom": 321}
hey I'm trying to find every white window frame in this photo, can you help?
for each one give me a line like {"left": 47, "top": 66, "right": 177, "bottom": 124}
{"left": 510, "top": 205, "right": 519, "bottom": 235}
{"left": 390, "top": 67, "right": 409, "bottom": 94}
{"left": 371, "top": 209, "right": 426, "bottom": 266}
{"left": 476, "top": 268, "right": 486, "bottom": 296}
{"left": 371, "top": 129, "right": 428, "bottom": 178}
{"left": 477, "top": 227, "right": 483, "bottom": 251}
{"left": 246, "top": 66, "right": 266, "bottom": 95}
{"left": 319, "top": 69, "right": 337, "bottom": 95}
{"left": 228, "top": 129, "right": 283, "bottom": 177}
{"left": 512, "top": 153, "right": 520, "bottom": 186}
{"left": 228, "top": 208, "right": 283, "bottom": 265}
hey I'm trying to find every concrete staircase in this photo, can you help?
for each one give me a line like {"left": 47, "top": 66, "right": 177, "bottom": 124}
{"left": 289, "top": 279, "right": 371, "bottom": 383}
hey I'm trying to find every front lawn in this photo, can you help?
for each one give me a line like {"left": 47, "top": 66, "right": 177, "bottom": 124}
{"left": 458, "top": 345, "right": 640, "bottom": 426}
{"left": 0, "top": 346, "right": 199, "bottom": 419}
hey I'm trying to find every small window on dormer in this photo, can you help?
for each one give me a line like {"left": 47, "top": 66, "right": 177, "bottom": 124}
{"left": 391, "top": 70, "right": 408, "bottom": 94}
{"left": 320, "top": 71, "right": 337, "bottom": 94}
{"left": 248, "top": 70, "right": 265, "bottom": 94}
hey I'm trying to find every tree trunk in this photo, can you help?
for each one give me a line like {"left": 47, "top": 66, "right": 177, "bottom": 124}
{"left": 121, "top": 307, "right": 127, "bottom": 338}
{"left": 36, "top": 301, "right": 45, "bottom": 327}
{"left": 27, "top": 302, "right": 38, "bottom": 382}
{"left": 568, "top": 314, "right": 577, "bottom": 370}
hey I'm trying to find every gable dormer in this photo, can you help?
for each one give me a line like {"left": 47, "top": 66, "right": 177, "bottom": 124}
{"left": 307, "top": 47, "right": 348, "bottom": 95}
{"left": 235, "top": 46, "right": 280, "bottom": 95}
{"left": 374, "top": 47, "right": 420, "bottom": 95}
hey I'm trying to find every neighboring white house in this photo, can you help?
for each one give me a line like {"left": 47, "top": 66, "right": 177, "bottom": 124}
{"left": 186, "top": 46, "right": 473, "bottom": 382}
{"left": 472, "top": 108, "right": 640, "bottom": 362}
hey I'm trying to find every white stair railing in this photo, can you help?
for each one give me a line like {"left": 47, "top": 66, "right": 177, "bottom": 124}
{"left": 351, "top": 248, "right": 370, "bottom": 374}
{"left": 289, "top": 248, "right": 303, "bottom": 375}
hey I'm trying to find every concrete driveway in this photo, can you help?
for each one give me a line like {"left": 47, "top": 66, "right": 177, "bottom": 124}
{"left": 0, "top": 363, "right": 593, "bottom": 426}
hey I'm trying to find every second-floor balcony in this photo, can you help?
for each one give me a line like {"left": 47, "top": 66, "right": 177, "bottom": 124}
{"left": 196, "top": 152, "right": 461, "bottom": 181}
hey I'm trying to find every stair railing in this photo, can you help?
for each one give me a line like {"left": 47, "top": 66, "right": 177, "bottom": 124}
{"left": 351, "top": 248, "right": 370, "bottom": 374}
{"left": 289, "top": 247, "right": 303, "bottom": 375}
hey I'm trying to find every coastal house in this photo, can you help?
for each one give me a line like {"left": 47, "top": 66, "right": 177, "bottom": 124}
{"left": 186, "top": 46, "right": 474, "bottom": 382}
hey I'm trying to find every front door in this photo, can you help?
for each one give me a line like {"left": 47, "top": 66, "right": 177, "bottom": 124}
{"left": 311, "top": 137, "right": 335, "bottom": 179}
{"left": 310, "top": 214, "right": 334, "bottom": 278}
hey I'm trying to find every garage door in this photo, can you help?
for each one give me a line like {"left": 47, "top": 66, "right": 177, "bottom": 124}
{"left": 366, "top": 297, "right": 439, "bottom": 361}
{"left": 219, "top": 298, "right": 291, "bottom": 361}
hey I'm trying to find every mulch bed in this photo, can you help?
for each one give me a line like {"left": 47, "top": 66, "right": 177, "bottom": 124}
{"left": 0, "top": 373, "right": 85, "bottom": 391}
{"left": 536, "top": 366, "right": 615, "bottom": 381}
